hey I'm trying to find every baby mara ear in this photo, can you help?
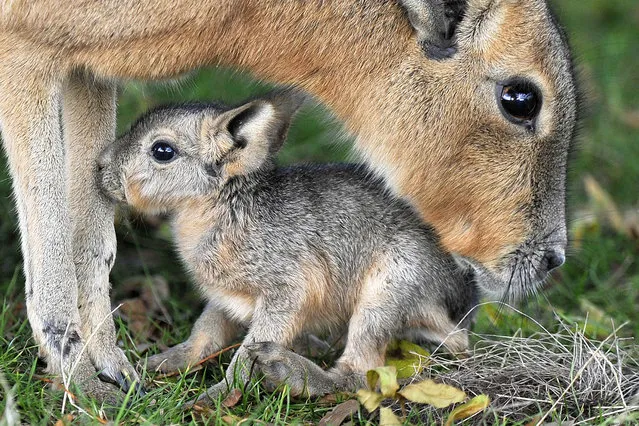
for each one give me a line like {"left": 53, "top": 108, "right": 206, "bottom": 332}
{"left": 200, "top": 90, "right": 304, "bottom": 177}
{"left": 399, "top": 0, "right": 467, "bottom": 60}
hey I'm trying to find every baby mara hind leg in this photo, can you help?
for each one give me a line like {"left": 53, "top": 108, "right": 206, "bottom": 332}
{"left": 246, "top": 263, "right": 403, "bottom": 397}
{"left": 246, "top": 253, "right": 471, "bottom": 397}
{"left": 143, "top": 302, "right": 241, "bottom": 374}
{"left": 247, "top": 306, "right": 392, "bottom": 398}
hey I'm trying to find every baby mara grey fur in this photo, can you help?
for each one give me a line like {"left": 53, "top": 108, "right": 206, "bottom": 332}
{"left": 98, "top": 92, "right": 479, "bottom": 402}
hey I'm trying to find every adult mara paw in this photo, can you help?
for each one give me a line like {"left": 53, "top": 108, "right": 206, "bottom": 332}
{"left": 51, "top": 352, "right": 125, "bottom": 405}
{"left": 90, "top": 345, "right": 144, "bottom": 396}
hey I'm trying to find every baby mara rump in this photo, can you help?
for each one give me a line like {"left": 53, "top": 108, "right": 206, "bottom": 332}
{"left": 97, "top": 92, "right": 480, "bottom": 402}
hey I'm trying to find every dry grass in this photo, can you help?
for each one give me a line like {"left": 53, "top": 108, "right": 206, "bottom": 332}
{"left": 414, "top": 308, "right": 639, "bottom": 424}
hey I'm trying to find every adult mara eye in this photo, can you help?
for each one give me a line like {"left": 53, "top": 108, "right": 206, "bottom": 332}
{"left": 151, "top": 141, "right": 177, "bottom": 163}
{"left": 496, "top": 79, "right": 542, "bottom": 129}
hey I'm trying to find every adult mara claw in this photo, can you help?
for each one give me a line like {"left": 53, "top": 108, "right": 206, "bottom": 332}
{"left": 98, "top": 369, "right": 146, "bottom": 397}
{"left": 61, "top": 354, "right": 125, "bottom": 405}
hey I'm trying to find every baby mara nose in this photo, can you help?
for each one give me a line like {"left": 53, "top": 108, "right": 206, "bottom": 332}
{"left": 543, "top": 248, "right": 565, "bottom": 273}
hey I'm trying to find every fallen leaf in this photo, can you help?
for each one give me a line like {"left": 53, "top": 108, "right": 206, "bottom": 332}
{"left": 221, "top": 414, "right": 244, "bottom": 425}
{"left": 116, "top": 275, "right": 173, "bottom": 335}
{"left": 445, "top": 394, "right": 490, "bottom": 425}
{"left": 524, "top": 416, "right": 541, "bottom": 426}
{"left": 385, "top": 359, "right": 420, "bottom": 380}
{"left": 398, "top": 379, "right": 466, "bottom": 408}
{"left": 357, "top": 389, "right": 384, "bottom": 412}
{"left": 319, "top": 399, "right": 360, "bottom": 426}
{"left": 222, "top": 388, "right": 242, "bottom": 408}
{"left": 622, "top": 110, "right": 639, "bottom": 129}
{"left": 366, "top": 366, "right": 399, "bottom": 397}
{"left": 389, "top": 340, "right": 430, "bottom": 358}
{"left": 379, "top": 407, "right": 403, "bottom": 426}
{"left": 583, "top": 175, "right": 626, "bottom": 236}
{"left": 385, "top": 340, "right": 430, "bottom": 379}
{"left": 318, "top": 392, "right": 355, "bottom": 406}
{"left": 118, "top": 297, "right": 150, "bottom": 338}
{"left": 54, "top": 414, "right": 74, "bottom": 426}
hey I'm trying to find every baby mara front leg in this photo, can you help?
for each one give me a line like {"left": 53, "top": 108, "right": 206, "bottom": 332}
{"left": 193, "top": 298, "right": 301, "bottom": 406}
{"left": 244, "top": 258, "right": 474, "bottom": 398}
{"left": 144, "top": 302, "right": 241, "bottom": 373}
{"left": 246, "top": 305, "right": 393, "bottom": 398}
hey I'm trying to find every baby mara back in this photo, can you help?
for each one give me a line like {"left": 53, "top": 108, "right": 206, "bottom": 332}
{"left": 99, "top": 92, "right": 478, "bottom": 397}
{"left": 193, "top": 163, "right": 476, "bottom": 339}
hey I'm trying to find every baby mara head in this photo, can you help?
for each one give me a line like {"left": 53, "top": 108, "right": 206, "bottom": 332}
{"left": 98, "top": 92, "right": 302, "bottom": 214}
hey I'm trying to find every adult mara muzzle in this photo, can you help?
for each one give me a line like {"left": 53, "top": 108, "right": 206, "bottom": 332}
{"left": 362, "top": 0, "right": 579, "bottom": 301}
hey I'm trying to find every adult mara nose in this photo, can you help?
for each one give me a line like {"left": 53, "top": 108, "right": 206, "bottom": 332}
{"left": 543, "top": 248, "right": 566, "bottom": 273}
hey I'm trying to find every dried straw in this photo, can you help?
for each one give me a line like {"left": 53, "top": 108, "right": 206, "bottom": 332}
{"left": 417, "top": 319, "right": 639, "bottom": 424}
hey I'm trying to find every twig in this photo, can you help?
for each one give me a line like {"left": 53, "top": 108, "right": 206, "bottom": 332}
{"left": 154, "top": 343, "right": 242, "bottom": 379}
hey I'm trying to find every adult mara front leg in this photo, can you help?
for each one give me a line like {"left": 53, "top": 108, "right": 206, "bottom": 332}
{"left": 63, "top": 71, "right": 140, "bottom": 393}
{"left": 0, "top": 37, "right": 124, "bottom": 401}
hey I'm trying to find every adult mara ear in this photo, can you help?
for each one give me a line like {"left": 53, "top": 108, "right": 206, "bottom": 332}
{"left": 398, "top": 0, "right": 467, "bottom": 60}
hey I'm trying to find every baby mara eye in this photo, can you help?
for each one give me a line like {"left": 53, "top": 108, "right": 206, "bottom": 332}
{"left": 151, "top": 140, "right": 178, "bottom": 163}
{"left": 496, "top": 79, "right": 542, "bottom": 131}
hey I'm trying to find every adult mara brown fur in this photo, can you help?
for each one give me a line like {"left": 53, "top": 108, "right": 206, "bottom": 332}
{"left": 0, "top": 0, "right": 578, "bottom": 400}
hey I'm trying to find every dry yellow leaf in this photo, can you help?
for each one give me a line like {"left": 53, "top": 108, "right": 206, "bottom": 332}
{"left": 54, "top": 414, "right": 74, "bottom": 426}
{"left": 444, "top": 394, "right": 490, "bottom": 425}
{"left": 357, "top": 389, "right": 385, "bottom": 412}
{"left": 379, "top": 407, "right": 404, "bottom": 425}
{"left": 398, "top": 379, "right": 466, "bottom": 408}
{"left": 366, "top": 366, "right": 399, "bottom": 397}
{"left": 385, "top": 340, "right": 430, "bottom": 379}
{"left": 221, "top": 388, "right": 243, "bottom": 408}
{"left": 221, "top": 414, "right": 243, "bottom": 425}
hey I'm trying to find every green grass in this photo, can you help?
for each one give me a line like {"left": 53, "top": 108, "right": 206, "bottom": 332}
{"left": 1, "top": 0, "right": 639, "bottom": 424}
